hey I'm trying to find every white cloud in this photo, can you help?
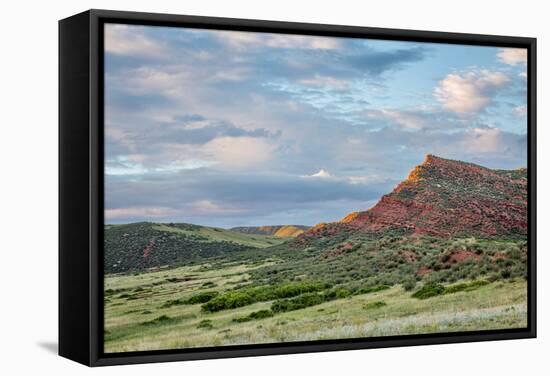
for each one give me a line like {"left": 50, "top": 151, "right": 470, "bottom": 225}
{"left": 208, "top": 67, "right": 253, "bottom": 82}
{"left": 514, "top": 105, "right": 527, "bottom": 116}
{"left": 303, "top": 170, "right": 387, "bottom": 186}
{"left": 348, "top": 175, "right": 386, "bottom": 185}
{"left": 111, "top": 66, "right": 191, "bottom": 97}
{"left": 434, "top": 70, "right": 510, "bottom": 114}
{"left": 460, "top": 127, "right": 507, "bottom": 153}
{"left": 204, "top": 136, "right": 274, "bottom": 169}
{"left": 105, "top": 161, "right": 147, "bottom": 176}
{"left": 104, "top": 24, "right": 166, "bottom": 56}
{"left": 497, "top": 48, "right": 527, "bottom": 65}
{"left": 105, "top": 206, "right": 178, "bottom": 220}
{"left": 191, "top": 200, "right": 244, "bottom": 215}
{"left": 155, "top": 159, "right": 217, "bottom": 172}
{"left": 105, "top": 157, "right": 215, "bottom": 175}
{"left": 212, "top": 30, "right": 341, "bottom": 50}
{"left": 379, "top": 109, "right": 425, "bottom": 130}
{"left": 309, "top": 169, "right": 332, "bottom": 178}
{"left": 298, "top": 76, "right": 349, "bottom": 90}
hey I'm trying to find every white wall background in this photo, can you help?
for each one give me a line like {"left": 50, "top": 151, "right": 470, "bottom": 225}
{"left": 0, "top": 0, "right": 546, "bottom": 374}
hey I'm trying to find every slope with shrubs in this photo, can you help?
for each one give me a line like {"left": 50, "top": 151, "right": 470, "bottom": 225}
{"left": 299, "top": 155, "right": 527, "bottom": 240}
{"left": 104, "top": 222, "right": 286, "bottom": 273}
{"left": 230, "top": 225, "right": 310, "bottom": 237}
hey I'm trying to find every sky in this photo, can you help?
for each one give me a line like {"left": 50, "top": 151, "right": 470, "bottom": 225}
{"left": 104, "top": 23, "right": 528, "bottom": 227}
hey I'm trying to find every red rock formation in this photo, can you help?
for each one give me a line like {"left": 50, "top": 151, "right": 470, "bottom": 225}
{"left": 301, "top": 155, "right": 527, "bottom": 239}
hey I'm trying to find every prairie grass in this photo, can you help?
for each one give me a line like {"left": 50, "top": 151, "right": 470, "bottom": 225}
{"left": 104, "top": 261, "right": 527, "bottom": 353}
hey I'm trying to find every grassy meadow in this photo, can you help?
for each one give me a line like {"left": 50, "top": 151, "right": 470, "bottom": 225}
{"left": 104, "top": 258, "right": 527, "bottom": 353}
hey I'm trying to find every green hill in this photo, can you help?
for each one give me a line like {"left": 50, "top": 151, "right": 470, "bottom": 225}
{"left": 104, "top": 222, "right": 287, "bottom": 274}
{"left": 229, "top": 225, "right": 310, "bottom": 237}
{"left": 152, "top": 223, "right": 285, "bottom": 248}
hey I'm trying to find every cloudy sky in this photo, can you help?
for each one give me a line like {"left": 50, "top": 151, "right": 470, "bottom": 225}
{"left": 104, "top": 23, "right": 527, "bottom": 227}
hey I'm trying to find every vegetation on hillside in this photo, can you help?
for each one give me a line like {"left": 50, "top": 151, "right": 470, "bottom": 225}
{"left": 104, "top": 222, "right": 287, "bottom": 273}
{"left": 104, "top": 260, "right": 528, "bottom": 352}
{"left": 230, "top": 225, "right": 310, "bottom": 237}
{"left": 103, "top": 155, "right": 528, "bottom": 352}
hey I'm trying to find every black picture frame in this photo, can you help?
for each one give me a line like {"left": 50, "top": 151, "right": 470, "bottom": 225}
{"left": 59, "top": 9, "right": 537, "bottom": 367}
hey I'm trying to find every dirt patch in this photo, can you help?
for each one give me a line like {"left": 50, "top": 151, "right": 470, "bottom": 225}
{"left": 322, "top": 242, "right": 354, "bottom": 259}
{"left": 400, "top": 250, "right": 417, "bottom": 262}
{"left": 142, "top": 239, "right": 155, "bottom": 259}
{"left": 492, "top": 252, "right": 507, "bottom": 262}
{"left": 445, "top": 249, "right": 480, "bottom": 264}
{"left": 416, "top": 266, "right": 432, "bottom": 276}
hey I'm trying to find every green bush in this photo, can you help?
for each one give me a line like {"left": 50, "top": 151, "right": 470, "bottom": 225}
{"left": 325, "top": 288, "right": 352, "bottom": 300}
{"left": 412, "top": 282, "right": 445, "bottom": 299}
{"left": 160, "top": 299, "right": 185, "bottom": 308}
{"left": 355, "top": 285, "right": 390, "bottom": 295}
{"left": 141, "top": 315, "right": 179, "bottom": 326}
{"left": 201, "top": 291, "right": 253, "bottom": 312}
{"left": 402, "top": 277, "right": 417, "bottom": 291}
{"left": 249, "top": 309, "right": 274, "bottom": 320}
{"left": 247, "top": 281, "right": 328, "bottom": 301}
{"left": 197, "top": 319, "right": 213, "bottom": 329}
{"left": 184, "top": 291, "right": 219, "bottom": 304}
{"left": 444, "top": 280, "right": 489, "bottom": 294}
{"left": 501, "top": 269, "right": 512, "bottom": 279}
{"left": 233, "top": 309, "right": 274, "bottom": 323}
{"left": 201, "top": 282, "right": 328, "bottom": 312}
{"left": 271, "top": 293, "right": 325, "bottom": 313}
{"left": 363, "top": 301, "right": 386, "bottom": 310}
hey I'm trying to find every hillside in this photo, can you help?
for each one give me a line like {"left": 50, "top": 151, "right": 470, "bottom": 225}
{"left": 151, "top": 223, "right": 286, "bottom": 247}
{"left": 104, "top": 155, "right": 529, "bottom": 351}
{"left": 105, "top": 156, "right": 527, "bottom": 276}
{"left": 301, "top": 155, "right": 527, "bottom": 240}
{"left": 104, "top": 222, "right": 287, "bottom": 273}
{"left": 230, "top": 225, "right": 310, "bottom": 237}
{"left": 249, "top": 155, "right": 527, "bottom": 290}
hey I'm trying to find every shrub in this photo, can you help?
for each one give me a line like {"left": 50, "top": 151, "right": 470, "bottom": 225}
{"left": 201, "top": 291, "right": 253, "bottom": 312}
{"left": 141, "top": 315, "right": 178, "bottom": 326}
{"left": 271, "top": 293, "right": 325, "bottom": 313}
{"left": 363, "top": 301, "right": 386, "bottom": 310}
{"left": 355, "top": 285, "right": 390, "bottom": 295}
{"left": 233, "top": 309, "right": 274, "bottom": 323}
{"left": 325, "top": 288, "right": 352, "bottom": 300}
{"left": 444, "top": 280, "right": 489, "bottom": 294}
{"left": 248, "top": 281, "right": 328, "bottom": 301}
{"left": 197, "top": 319, "right": 213, "bottom": 329}
{"left": 501, "top": 269, "right": 512, "bottom": 279}
{"left": 184, "top": 291, "right": 219, "bottom": 304}
{"left": 402, "top": 277, "right": 417, "bottom": 291}
{"left": 201, "top": 282, "right": 328, "bottom": 312}
{"left": 272, "top": 282, "right": 327, "bottom": 299}
{"left": 249, "top": 309, "right": 274, "bottom": 320}
{"left": 160, "top": 299, "right": 185, "bottom": 309}
{"left": 412, "top": 282, "right": 445, "bottom": 299}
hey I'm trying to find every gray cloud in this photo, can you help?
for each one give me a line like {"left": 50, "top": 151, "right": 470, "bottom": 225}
{"left": 347, "top": 46, "right": 427, "bottom": 75}
{"left": 103, "top": 25, "right": 527, "bottom": 226}
{"left": 105, "top": 170, "right": 393, "bottom": 226}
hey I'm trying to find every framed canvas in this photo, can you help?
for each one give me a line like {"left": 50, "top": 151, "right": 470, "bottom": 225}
{"left": 59, "top": 9, "right": 536, "bottom": 366}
